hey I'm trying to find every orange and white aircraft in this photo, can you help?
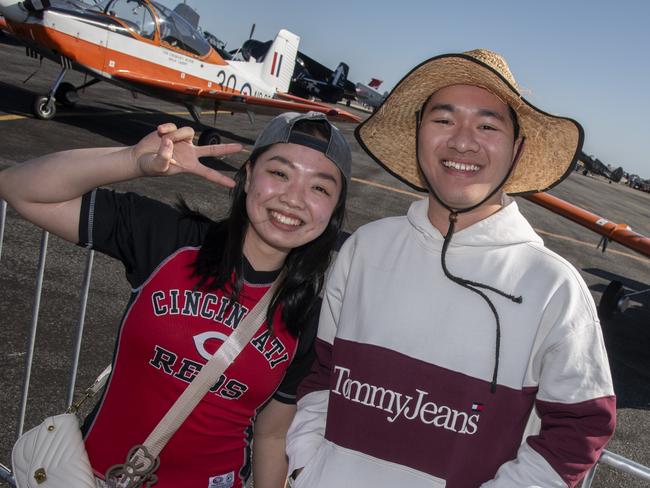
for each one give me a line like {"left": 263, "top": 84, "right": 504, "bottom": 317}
{"left": 0, "top": 0, "right": 360, "bottom": 144}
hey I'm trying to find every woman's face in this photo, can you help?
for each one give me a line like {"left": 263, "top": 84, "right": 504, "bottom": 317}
{"left": 243, "top": 142, "right": 343, "bottom": 269}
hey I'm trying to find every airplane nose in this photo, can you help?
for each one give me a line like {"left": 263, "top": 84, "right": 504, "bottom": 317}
{"left": 0, "top": 0, "right": 30, "bottom": 23}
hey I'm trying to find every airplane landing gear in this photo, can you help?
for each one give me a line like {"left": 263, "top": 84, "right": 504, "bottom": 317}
{"left": 33, "top": 96, "right": 56, "bottom": 120}
{"left": 31, "top": 66, "right": 68, "bottom": 120}
{"left": 55, "top": 82, "right": 79, "bottom": 107}
{"left": 599, "top": 280, "right": 650, "bottom": 319}
{"left": 186, "top": 105, "right": 222, "bottom": 146}
{"left": 197, "top": 129, "right": 222, "bottom": 146}
{"left": 31, "top": 67, "right": 100, "bottom": 119}
{"left": 599, "top": 281, "right": 625, "bottom": 319}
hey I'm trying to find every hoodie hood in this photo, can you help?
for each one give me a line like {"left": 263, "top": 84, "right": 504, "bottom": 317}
{"left": 407, "top": 195, "right": 543, "bottom": 250}
{"left": 407, "top": 194, "right": 537, "bottom": 394}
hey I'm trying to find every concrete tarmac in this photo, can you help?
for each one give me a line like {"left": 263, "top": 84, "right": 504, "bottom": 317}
{"left": 0, "top": 40, "right": 649, "bottom": 487}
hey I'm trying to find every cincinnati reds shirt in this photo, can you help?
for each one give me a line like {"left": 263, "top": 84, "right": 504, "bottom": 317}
{"left": 78, "top": 188, "right": 315, "bottom": 488}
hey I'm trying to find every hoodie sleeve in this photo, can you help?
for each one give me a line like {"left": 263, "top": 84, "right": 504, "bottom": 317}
{"left": 285, "top": 233, "right": 356, "bottom": 474}
{"left": 481, "top": 278, "right": 616, "bottom": 488}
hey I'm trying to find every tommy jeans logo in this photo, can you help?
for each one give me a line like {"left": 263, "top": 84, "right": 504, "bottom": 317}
{"left": 332, "top": 365, "right": 480, "bottom": 435}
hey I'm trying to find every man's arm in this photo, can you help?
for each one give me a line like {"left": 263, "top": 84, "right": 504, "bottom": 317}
{"left": 482, "top": 321, "right": 616, "bottom": 487}
{"left": 284, "top": 347, "right": 332, "bottom": 476}
{"left": 252, "top": 399, "right": 296, "bottom": 488}
{"left": 285, "top": 234, "right": 355, "bottom": 476}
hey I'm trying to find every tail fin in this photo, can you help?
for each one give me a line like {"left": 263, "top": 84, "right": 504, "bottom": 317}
{"left": 329, "top": 62, "right": 349, "bottom": 88}
{"left": 368, "top": 78, "right": 383, "bottom": 89}
{"left": 261, "top": 29, "right": 299, "bottom": 93}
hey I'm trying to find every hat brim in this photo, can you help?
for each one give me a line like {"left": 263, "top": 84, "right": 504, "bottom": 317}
{"left": 355, "top": 53, "right": 584, "bottom": 196}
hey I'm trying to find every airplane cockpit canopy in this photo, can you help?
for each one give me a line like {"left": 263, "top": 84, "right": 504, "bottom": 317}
{"left": 45, "top": 0, "right": 104, "bottom": 14}
{"left": 150, "top": 1, "right": 210, "bottom": 56}
{"left": 70, "top": 0, "right": 210, "bottom": 56}
{"left": 79, "top": 0, "right": 155, "bottom": 39}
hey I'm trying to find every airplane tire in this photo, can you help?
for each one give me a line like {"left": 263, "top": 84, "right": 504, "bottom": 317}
{"left": 33, "top": 96, "right": 56, "bottom": 120}
{"left": 55, "top": 82, "right": 79, "bottom": 107}
{"left": 198, "top": 130, "right": 222, "bottom": 146}
{"left": 598, "top": 280, "right": 624, "bottom": 319}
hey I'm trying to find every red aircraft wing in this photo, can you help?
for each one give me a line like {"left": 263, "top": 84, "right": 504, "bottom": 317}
{"left": 111, "top": 71, "right": 361, "bottom": 123}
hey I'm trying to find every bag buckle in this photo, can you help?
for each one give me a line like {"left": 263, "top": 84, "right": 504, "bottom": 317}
{"left": 104, "top": 444, "right": 160, "bottom": 488}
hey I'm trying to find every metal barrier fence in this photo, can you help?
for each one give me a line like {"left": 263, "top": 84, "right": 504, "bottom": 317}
{"left": 0, "top": 199, "right": 649, "bottom": 487}
{"left": 0, "top": 200, "right": 96, "bottom": 487}
{"left": 581, "top": 451, "right": 650, "bottom": 487}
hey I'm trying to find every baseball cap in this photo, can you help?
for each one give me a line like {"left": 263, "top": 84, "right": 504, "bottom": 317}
{"left": 253, "top": 112, "right": 352, "bottom": 184}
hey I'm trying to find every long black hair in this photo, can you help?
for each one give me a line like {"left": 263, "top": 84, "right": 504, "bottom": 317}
{"left": 184, "top": 120, "right": 347, "bottom": 337}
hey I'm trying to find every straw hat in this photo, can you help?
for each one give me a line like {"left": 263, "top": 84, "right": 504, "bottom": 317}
{"left": 355, "top": 49, "right": 584, "bottom": 195}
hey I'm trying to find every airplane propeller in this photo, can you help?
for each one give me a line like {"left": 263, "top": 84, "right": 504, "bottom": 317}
{"left": 232, "top": 22, "right": 256, "bottom": 61}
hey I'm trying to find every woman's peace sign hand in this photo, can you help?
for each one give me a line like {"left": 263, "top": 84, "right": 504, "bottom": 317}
{"left": 132, "top": 123, "right": 243, "bottom": 188}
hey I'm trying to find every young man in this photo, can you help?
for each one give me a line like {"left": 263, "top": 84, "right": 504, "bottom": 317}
{"left": 285, "top": 49, "right": 616, "bottom": 487}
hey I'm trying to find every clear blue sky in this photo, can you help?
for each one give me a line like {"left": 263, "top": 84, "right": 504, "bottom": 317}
{"left": 159, "top": 0, "right": 650, "bottom": 179}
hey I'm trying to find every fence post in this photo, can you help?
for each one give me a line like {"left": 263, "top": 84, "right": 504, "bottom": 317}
{"left": 0, "top": 200, "right": 7, "bottom": 261}
{"left": 66, "top": 249, "right": 95, "bottom": 408}
{"left": 16, "top": 230, "right": 49, "bottom": 437}
{"left": 581, "top": 463, "right": 598, "bottom": 487}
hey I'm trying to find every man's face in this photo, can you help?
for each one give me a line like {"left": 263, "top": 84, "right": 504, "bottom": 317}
{"left": 417, "top": 84, "right": 520, "bottom": 211}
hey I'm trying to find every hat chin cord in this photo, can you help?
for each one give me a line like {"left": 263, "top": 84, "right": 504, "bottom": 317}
{"left": 416, "top": 125, "right": 526, "bottom": 393}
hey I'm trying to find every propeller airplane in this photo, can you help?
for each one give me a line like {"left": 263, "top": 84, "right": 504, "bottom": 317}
{"left": 0, "top": 0, "right": 360, "bottom": 144}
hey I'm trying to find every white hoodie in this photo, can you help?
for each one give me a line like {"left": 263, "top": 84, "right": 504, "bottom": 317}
{"left": 286, "top": 198, "right": 615, "bottom": 488}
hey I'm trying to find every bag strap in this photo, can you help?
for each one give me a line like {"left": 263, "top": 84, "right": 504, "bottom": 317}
{"left": 67, "top": 364, "right": 112, "bottom": 413}
{"left": 105, "top": 272, "right": 283, "bottom": 487}
{"left": 144, "top": 273, "right": 282, "bottom": 455}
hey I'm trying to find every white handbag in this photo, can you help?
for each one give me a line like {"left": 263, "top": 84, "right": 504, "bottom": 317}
{"left": 12, "top": 413, "right": 96, "bottom": 488}
{"left": 11, "top": 364, "right": 113, "bottom": 488}
{"left": 11, "top": 274, "right": 281, "bottom": 488}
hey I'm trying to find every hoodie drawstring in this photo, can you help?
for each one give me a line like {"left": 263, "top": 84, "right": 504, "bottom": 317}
{"left": 415, "top": 110, "right": 527, "bottom": 393}
{"left": 440, "top": 212, "right": 523, "bottom": 393}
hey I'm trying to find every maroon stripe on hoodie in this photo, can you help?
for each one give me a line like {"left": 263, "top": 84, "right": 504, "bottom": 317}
{"left": 297, "top": 338, "right": 333, "bottom": 401}
{"left": 323, "top": 338, "right": 538, "bottom": 487}
{"left": 527, "top": 396, "right": 616, "bottom": 488}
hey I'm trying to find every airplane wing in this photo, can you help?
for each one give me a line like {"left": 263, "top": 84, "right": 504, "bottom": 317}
{"left": 274, "top": 91, "right": 355, "bottom": 111}
{"left": 525, "top": 192, "right": 650, "bottom": 258}
{"left": 206, "top": 91, "right": 361, "bottom": 123}
{"left": 111, "top": 71, "right": 361, "bottom": 123}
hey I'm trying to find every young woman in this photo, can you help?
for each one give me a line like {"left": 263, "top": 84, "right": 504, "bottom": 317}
{"left": 0, "top": 111, "right": 351, "bottom": 488}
